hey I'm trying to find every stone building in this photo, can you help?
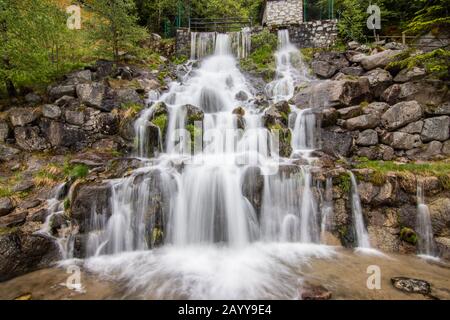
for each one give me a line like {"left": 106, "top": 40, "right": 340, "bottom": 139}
{"left": 263, "top": 0, "right": 304, "bottom": 27}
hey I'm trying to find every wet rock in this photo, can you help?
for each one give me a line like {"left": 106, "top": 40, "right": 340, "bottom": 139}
{"left": 360, "top": 50, "right": 402, "bottom": 70}
{"left": 42, "top": 104, "right": 61, "bottom": 119}
{"left": 0, "top": 120, "right": 10, "bottom": 142}
{"left": 381, "top": 101, "right": 423, "bottom": 131}
{"left": 76, "top": 82, "right": 106, "bottom": 110}
{"left": 9, "top": 108, "right": 40, "bottom": 127}
{"left": 363, "top": 68, "right": 393, "bottom": 98}
{"left": 300, "top": 283, "right": 332, "bottom": 300}
{"left": 391, "top": 277, "right": 431, "bottom": 295}
{"left": 398, "top": 121, "right": 423, "bottom": 134}
{"left": 394, "top": 67, "right": 426, "bottom": 83}
{"left": 71, "top": 183, "right": 112, "bottom": 232}
{"left": 381, "top": 132, "right": 422, "bottom": 150}
{"left": 337, "top": 106, "right": 362, "bottom": 120}
{"left": 428, "top": 198, "right": 450, "bottom": 236}
{"left": 0, "top": 144, "right": 20, "bottom": 162}
{"left": 421, "top": 116, "right": 450, "bottom": 142}
{"left": 242, "top": 167, "right": 264, "bottom": 216}
{"left": 373, "top": 181, "right": 395, "bottom": 205}
{"left": 321, "top": 108, "right": 338, "bottom": 127}
{"left": 0, "top": 198, "right": 15, "bottom": 217}
{"left": 400, "top": 227, "right": 418, "bottom": 245}
{"left": 14, "top": 126, "right": 49, "bottom": 151}
{"left": 356, "top": 129, "right": 378, "bottom": 146}
{"left": 235, "top": 91, "right": 249, "bottom": 101}
{"left": 345, "top": 114, "right": 380, "bottom": 131}
{"left": 358, "top": 182, "right": 378, "bottom": 204}
{"left": 321, "top": 129, "right": 353, "bottom": 157}
{"left": 24, "top": 93, "right": 42, "bottom": 104}
{"left": 0, "top": 231, "right": 60, "bottom": 281}
{"left": 48, "top": 85, "right": 76, "bottom": 100}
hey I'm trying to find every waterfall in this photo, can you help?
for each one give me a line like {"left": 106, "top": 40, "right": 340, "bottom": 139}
{"left": 349, "top": 172, "right": 371, "bottom": 248}
{"left": 55, "top": 30, "right": 341, "bottom": 299}
{"left": 320, "top": 177, "right": 334, "bottom": 243}
{"left": 416, "top": 180, "right": 436, "bottom": 257}
{"left": 266, "top": 29, "right": 311, "bottom": 103}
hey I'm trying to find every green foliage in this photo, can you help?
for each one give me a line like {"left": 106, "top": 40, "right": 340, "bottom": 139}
{"left": 0, "top": 0, "right": 88, "bottom": 95}
{"left": 86, "top": 0, "right": 148, "bottom": 62}
{"left": 63, "top": 198, "right": 71, "bottom": 211}
{"left": 151, "top": 114, "right": 168, "bottom": 136}
{"left": 240, "top": 30, "right": 277, "bottom": 80}
{"left": 400, "top": 227, "right": 418, "bottom": 245}
{"left": 172, "top": 55, "right": 188, "bottom": 65}
{"left": 388, "top": 49, "right": 450, "bottom": 80}
{"left": 334, "top": 0, "right": 368, "bottom": 42}
{"left": 407, "top": 0, "right": 450, "bottom": 34}
{"left": 337, "top": 173, "right": 351, "bottom": 193}
{"left": 65, "top": 164, "right": 89, "bottom": 180}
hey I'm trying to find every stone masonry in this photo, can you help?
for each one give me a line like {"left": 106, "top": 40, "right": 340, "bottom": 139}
{"left": 263, "top": 0, "right": 304, "bottom": 28}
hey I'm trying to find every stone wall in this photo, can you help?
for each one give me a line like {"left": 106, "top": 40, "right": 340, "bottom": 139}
{"left": 288, "top": 19, "right": 338, "bottom": 48}
{"left": 263, "top": 0, "right": 304, "bottom": 27}
{"left": 176, "top": 28, "right": 191, "bottom": 58}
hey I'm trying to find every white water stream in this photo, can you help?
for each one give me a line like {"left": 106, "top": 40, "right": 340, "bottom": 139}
{"left": 50, "top": 29, "right": 380, "bottom": 299}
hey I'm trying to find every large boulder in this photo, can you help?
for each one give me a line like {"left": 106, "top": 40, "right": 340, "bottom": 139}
{"left": 360, "top": 50, "right": 402, "bottom": 70}
{"left": 0, "top": 230, "right": 60, "bottom": 281}
{"left": 311, "top": 52, "right": 349, "bottom": 79}
{"left": 65, "top": 70, "right": 92, "bottom": 84}
{"left": 40, "top": 119, "right": 86, "bottom": 149}
{"left": 14, "top": 126, "right": 49, "bottom": 151}
{"left": 394, "top": 67, "right": 426, "bottom": 83}
{"left": 312, "top": 61, "right": 338, "bottom": 79}
{"left": 337, "top": 106, "right": 362, "bottom": 120}
{"left": 398, "top": 121, "right": 423, "bottom": 134}
{"left": 76, "top": 82, "right": 107, "bottom": 110}
{"left": 65, "top": 109, "right": 85, "bottom": 126}
{"left": 421, "top": 116, "right": 450, "bottom": 142}
{"left": 9, "top": 108, "right": 40, "bottom": 127}
{"left": 381, "top": 132, "right": 422, "bottom": 150}
{"left": 362, "top": 68, "right": 393, "bottom": 98}
{"left": 291, "top": 78, "right": 370, "bottom": 109}
{"left": 321, "top": 129, "right": 353, "bottom": 157}
{"left": 356, "top": 129, "right": 378, "bottom": 146}
{"left": 241, "top": 166, "right": 264, "bottom": 217}
{"left": 71, "top": 183, "right": 112, "bottom": 233}
{"left": 344, "top": 114, "right": 380, "bottom": 130}
{"left": 382, "top": 81, "right": 448, "bottom": 106}
{"left": 115, "top": 88, "right": 143, "bottom": 105}
{"left": 428, "top": 198, "right": 450, "bottom": 237}
{"left": 381, "top": 101, "right": 422, "bottom": 131}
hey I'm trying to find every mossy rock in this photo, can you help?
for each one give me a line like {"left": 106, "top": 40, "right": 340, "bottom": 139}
{"left": 400, "top": 227, "right": 418, "bottom": 245}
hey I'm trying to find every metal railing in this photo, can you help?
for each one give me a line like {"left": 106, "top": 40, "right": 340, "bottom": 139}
{"left": 189, "top": 17, "right": 252, "bottom": 32}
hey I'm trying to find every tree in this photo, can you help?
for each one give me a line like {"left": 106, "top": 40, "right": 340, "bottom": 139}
{"left": 0, "top": 0, "right": 77, "bottom": 97}
{"left": 407, "top": 0, "right": 450, "bottom": 34}
{"left": 86, "top": 0, "right": 148, "bottom": 62}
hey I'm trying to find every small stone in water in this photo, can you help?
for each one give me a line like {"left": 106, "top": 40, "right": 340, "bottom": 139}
{"left": 300, "top": 284, "right": 332, "bottom": 300}
{"left": 391, "top": 277, "right": 431, "bottom": 295}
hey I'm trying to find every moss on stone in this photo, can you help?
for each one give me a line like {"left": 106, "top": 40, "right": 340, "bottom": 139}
{"left": 400, "top": 227, "right": 418, "bottom": 245}
{"left": 151, "top": 114, "right": 168, "bottom": 137}
{"left": 337, "top": 173, "right": 351, "bottom": 193}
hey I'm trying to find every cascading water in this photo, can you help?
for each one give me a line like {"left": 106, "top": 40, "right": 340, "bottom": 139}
{"left": 320, "top": 177, "right": 334, "bottom": 243}
{"left": 416, "top": 180, "right": 436, "bottom": 257}
{"left": 58, "top": 30, "right": 339, "bottom": 299}
{"left": 349, "top": 172, "right": 371, "bottom": 249}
